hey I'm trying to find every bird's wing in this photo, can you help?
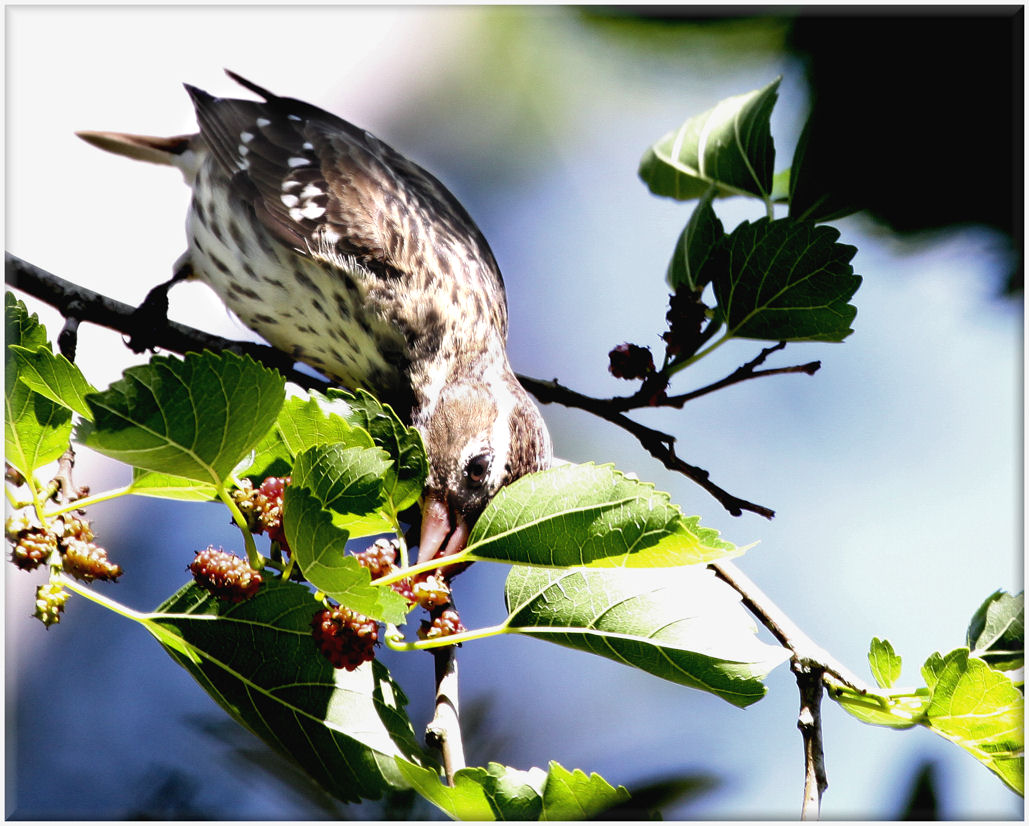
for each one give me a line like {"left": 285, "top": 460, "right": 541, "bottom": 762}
{"left": 187, "top": 73, "right": 507, "bottom": 315}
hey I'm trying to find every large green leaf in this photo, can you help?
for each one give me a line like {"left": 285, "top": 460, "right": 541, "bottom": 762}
{"left": 325, "top": 388, "right": 428, "bottom": 514}
{"left": 639, "top": 78, "right": 780, "bottom": 201}
{"left": 788, "top": 114, "right": 861, "bottom": 224}
{"left": 282, "top": 485, "right": 410, "bottom": 623}
{"left": 5, "top": 295, "right": 73, "bottom": 475}
{"left": 397, "top": 759, "right": 630, "bottom": 821}
{"left": 503, "top": 565, "right": 788, "bottom": 707}
{"left": 78, "top": 351, "right": 284, "bottom": 485}
{"left": 127, "top": 468, "right": 219, "bottom": 502}
{"left": 921, "top": 648, "right": 1023, "bottom": 796}
{"left": 464, "top": 463, "right": 738, "bottom": 569}
{"left": 713, "top": 217, "right": 862, "bottom": 342}
{"left": 148, "top": 578, "right": 432, "bottom": 803}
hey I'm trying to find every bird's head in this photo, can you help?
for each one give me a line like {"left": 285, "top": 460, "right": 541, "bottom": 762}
{"left": 414, "top": 369, "right": 551, "bottom": 566}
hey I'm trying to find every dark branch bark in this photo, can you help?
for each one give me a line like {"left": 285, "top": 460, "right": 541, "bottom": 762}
{"left": 6, "top": 252, "right": 810, "bottom": 518}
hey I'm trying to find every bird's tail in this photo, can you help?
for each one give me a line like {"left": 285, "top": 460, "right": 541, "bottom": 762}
{"left": 75, "top": 130, "right": 193, "bottom": 167}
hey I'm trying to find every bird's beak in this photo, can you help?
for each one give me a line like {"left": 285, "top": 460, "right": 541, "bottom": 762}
{"left": 417, "top": 493, "right": 471, "bottom": 564}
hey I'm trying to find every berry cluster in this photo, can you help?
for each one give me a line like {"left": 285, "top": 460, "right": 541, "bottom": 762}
{"left": 411, "top": 573, "right": 451, "bottom": 609}
{"left": 232, "top": 476, "right": 292, "bottom": 551}
{"left": 662, "top": 289, "right": 709, "bottom": 358}
{"left": 6, "top": 513, "right": 121, "bottom": 582}
{"left": 34, "top": 582, "right": 69, "bottom": 628}
{"left": 311, "top": 605, "right": 379, "bottom": 670}
{"left": 351, "top": 538, "right": 416, "bottom": 603}
{"left": 419, "top": 607, "right": 466, "bottom": 641}
{"left": 189, "top": 546, "right": 262, "bottom": 602}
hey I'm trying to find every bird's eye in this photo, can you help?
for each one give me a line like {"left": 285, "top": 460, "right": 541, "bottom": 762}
{"left": 464, "top": 453, "right": 491, "bottom": 488}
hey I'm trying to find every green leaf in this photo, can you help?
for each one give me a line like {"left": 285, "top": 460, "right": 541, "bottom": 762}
{"left": 9, "top": 344, "right": 97, "bottom": 420}
{"left": 245, "top": 391, "right": 377, "bottom": 482}
{"left": 291, "top": 443, "right": 394, "bottom": 537}
{"left": 127, "top": 468, "right": 219, "bottom": 502}
{"left": 504, "top": 565, "right": 788, "bottom": 707}
{"left": 326, "top": 389, "right": 428, "bottom": 514}
{"left": 836, "top": 644, "right": 1024, "bottom": 796}
{"left": 666, "top": 187, "right": 726, "bottom": 292}
{"left": 396, "top": 759, "right": 629, "bottom": 821}
{"left": 78, "top": 351, "right": 284, "bottom": 485}
{"left": 921, "top": 649, "right": 1024, "bottom": 796}
{"left": 639, "top": 78, "right": 780, "bottom": 201}
{"left": 868, "top": 637, "right": 903, "bottom": 689}
{"left": 5, "top": 292, "right": 49, "bottom": 352}
{"left": 465, "top": 463, "right": 738, "bottom": 569}
{"left": 713, "top": 217, "right": 862, "bottom": 342}
{"left": 282, "top": 485, "right": 409, "bottom": 623}
{"left": 4, "top": 294, "right": 73, "bottom": 475}
{"left": 148, "top": 578, "right": 433, "bottom": 803}
{"left": 5, "top": 374, "right": 73, "bottom": 477}
{"left": 967, "top": 590, "right": 1024, "bottom": 672}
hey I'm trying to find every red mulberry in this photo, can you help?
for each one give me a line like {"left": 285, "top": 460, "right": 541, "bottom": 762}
{"left": 189, "top": 546, "right": 261, "bottom": 602}
{"left": 311, "top": 605, "right": 379, "bottom": 670}
{"left": 608, "top": 343, "right": 654, "bottom": 380}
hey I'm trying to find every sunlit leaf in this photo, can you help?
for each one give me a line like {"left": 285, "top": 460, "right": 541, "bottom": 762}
{"left": 127, "top": 468, "right": 219, "bottom": 502}
{"left": 465, "top": 463, "right": 738, "bottom": 569}
{"left": 868, "top": 637, "right": 903, "bottom": 689}
{"left": 10, "top": 344, "right": 97, "bottom": 420}
{"left": 396, "top": 759, "right": 629, "bottom": 821}
{"left": 666, "top": 187, "right": 725, "bottom": 292}
{"left": 282, "top": 485, "right": 409, "bottom": 623}
{"left": 640, "top": 78, "right": 780, "bottom": 201}
{"left": 78, "top": 351, "right": 284, "bottom": 485}
{"left": 504, "top": 565, "right": 787, "bottom": 707}
{"left": 967, "top": 590, "right": 1024, "bottom": 672}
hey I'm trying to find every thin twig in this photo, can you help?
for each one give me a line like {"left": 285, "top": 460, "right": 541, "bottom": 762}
{"left": 5, "top": 253, "right": 329, "bottom": 392}
{"left": 426, "top": 646, "right": 466, "bottom": 785}
{"left": 711, "top": 560, "right": 870, "bottom": 692}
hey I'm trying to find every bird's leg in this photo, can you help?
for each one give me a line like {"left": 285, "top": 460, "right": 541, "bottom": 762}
{"left": 125, "top": 254, "right": 193, "bottom": 353}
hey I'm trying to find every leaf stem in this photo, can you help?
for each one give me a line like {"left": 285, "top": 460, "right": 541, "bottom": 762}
{"left": 44, "top": 484, "right": 133, "bottom": 518}
{"left": 56, "top": 574, "right": 149, "bottom": 623}
{"left": 217, "top": 484, "right": 263, "bottom": 570}
{"left": 385, "top": 622, "right": 507, "bottom": 652}
{"left": 372, "top": 552, "right": 471, "bottom": 588}
{"left": 667, "top": 328, "right": 733, "bottom": 377}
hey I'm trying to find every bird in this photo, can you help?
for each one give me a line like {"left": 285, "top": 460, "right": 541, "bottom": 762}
{"left": 77, "top": 70, "right": 553, "bottom": 567}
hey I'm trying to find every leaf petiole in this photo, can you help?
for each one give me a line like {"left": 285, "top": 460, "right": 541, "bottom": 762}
{"left": 217, "top": 483, "right": 263, "bottom": 570}
{"left": 44, "top": 484, "right": 134, "bottom": 518}
{"left": 371, "top": 552, "right": 472, "bottom": 588}
{"left": 385, "top": 623, "right": 507, "bottom": 652}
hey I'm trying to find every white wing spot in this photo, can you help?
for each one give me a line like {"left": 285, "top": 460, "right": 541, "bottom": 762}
{"left": 281, "top": 193, "right": 300, "bottom": 208}
{"left": 300, "top": 183, "right": 323, "bottom": 199}
{"left": 287, "top": 113, "right": 302, "bottom": 122}
{"left": 300, "top": 203, "right": 326, "bottom": 220}
{"left": 302, "top": 141, "right": 314, "bottom": 151}
{"left": 287, "top": 157, "right": 311, "bottom": 168}
{"left": 240, "top": 131, "right": 255, "bottom": 144}
{"left": 256, "top": 117, "right": 271, "bottom": 127}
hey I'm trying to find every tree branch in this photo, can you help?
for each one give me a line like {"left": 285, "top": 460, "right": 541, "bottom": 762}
{"left": 426, "top": 646, "right": 466, "bottom": 785}
{"left": 8, "top": 252, "right": 793, "bottom": 518}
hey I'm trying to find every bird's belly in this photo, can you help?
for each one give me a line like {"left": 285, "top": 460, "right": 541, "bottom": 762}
{"left": 185, "top": 189, "right": 409, "bottom": 399}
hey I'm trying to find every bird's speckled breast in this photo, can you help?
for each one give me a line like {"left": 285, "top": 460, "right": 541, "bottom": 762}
{"left": 186, "top": 157, "right": 411, "bottom": 404}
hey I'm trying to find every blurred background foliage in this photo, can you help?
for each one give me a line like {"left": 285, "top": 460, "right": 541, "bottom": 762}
{"left": 6, "top": 6, "right": 1021, "bottom": 820}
